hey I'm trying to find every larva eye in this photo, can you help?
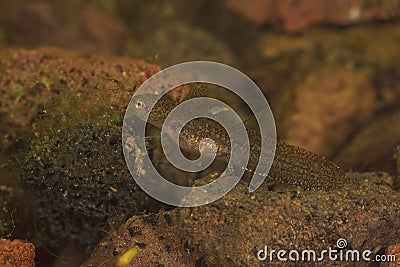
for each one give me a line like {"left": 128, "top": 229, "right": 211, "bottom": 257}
{"left": 135, "top": 99, "right": 145, "bottom": 109}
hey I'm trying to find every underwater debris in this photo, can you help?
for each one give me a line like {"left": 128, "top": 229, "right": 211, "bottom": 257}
{"left": 114, "top": 246, "right": 141, "bottom": 267}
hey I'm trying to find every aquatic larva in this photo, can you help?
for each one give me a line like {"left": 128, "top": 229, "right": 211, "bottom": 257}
{"left": 130, "top": 94, "right": 349, "bottom": 191}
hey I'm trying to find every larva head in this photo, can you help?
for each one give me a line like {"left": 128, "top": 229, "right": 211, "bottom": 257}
{"left": 130, "top": 94, "right": 177, "bottom": 128}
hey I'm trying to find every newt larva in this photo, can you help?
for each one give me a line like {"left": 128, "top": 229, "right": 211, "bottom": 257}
{"left": 130, "top": 93, "right": 348, "bottom": 191}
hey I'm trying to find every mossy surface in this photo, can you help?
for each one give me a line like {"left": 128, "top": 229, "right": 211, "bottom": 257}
{"left": 21, "top": 124, "right": 165, "bottom": 246}
{"left": 0, "top": 47, "right": 160, "bottom": 156}
{"left": 0, "top": 47, "right": 161, "bottom": 249}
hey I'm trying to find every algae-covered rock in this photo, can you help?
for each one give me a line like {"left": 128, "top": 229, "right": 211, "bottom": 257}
{"left": 0, "top": 47, "right": 160, "bottom": 155}
{"left": 1, "top": 47, "right": 200, "bottom": 253}
{"left": 21, "top": 124, "right": 165, "bottom": 246}
{"left": 0, "top": 47, "right": 167, "bottom": 248}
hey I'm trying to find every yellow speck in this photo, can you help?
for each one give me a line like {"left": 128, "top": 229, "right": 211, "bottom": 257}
{"left": 115, "top": 246, "right": 141, "bottom": 267}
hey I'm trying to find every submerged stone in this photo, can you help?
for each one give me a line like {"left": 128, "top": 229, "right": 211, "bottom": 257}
{"left": 21, "top": 124, "right": 165, "bottom": 246}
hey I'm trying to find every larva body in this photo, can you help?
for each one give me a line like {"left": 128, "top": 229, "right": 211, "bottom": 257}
{"left": 131, "top": 94, "right": 347, "bottom": 191}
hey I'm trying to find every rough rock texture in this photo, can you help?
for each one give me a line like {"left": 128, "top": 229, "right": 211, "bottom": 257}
{"left": 0, "top": 238, "right": 35, "bottom": 267}
{"left": 0, "top": 2, "right": 398, "bottom": 266}
{"left": 82, "top": 212, "right": 196, "bottom": 267}
{"left": 0, "top": 47, "right": 160, "bottom": 154}
{"left": 2, "top": 47, "right": 196, "bottom": 251}
{"left": 0, "top": 27, "right": 398, "bottom": 263}
{"left": 176, "top": 174, "right": 400, "bottom": 266}
{"left": 21, "top": 124, "right": 166, "bottom": 247}
{"left": 85, "top": 173, "right": 400, "bottom": 266}
{"left": 225, "top": 0, "right": 400, "bottom": 31}
{"left": 382, "top": 243, "right": 400, "bottom": 267}
{"left": 394, "top": 146, "right": 400, "bottom": 191}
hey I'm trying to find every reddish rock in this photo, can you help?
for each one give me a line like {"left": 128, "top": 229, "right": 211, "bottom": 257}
{"left": 381, "top": 243, "right": 400, "bottom": 266}
{"left": 225, "top": 0, "right": 272, "bottom": 25}
{"left": 225, "top": 0, "right": 400, "bottom": 31}
{"left": 0, "top": 47, "right": 161, "bottom": 153}
{"left": 275, "top": 66, "right": 375, "bottom": 157}
{"left": 0, "top": 239, "right": 35, "bottom": 267}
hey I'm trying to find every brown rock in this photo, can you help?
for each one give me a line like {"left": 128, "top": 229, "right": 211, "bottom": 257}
{"left": 381, "top": 243, "right": 400, "bottom": 267}
{"left": 0, "top": 239, "right": 35, "bottom": 267}
{"left": 85, "top": 172, "right": 400, "bottom": 266}
{"left": 176, "top": 173, "right": 400, "bottom": 266}
{"left": 275, "top": 65, "right": 375, "bottom": 157}
{"left": 334, "top": 111, "right": 400, "bottom": 174}
{"left": 225, "top": 0, "right": 400, "bottom": 31}
{"left": 82, "top": 212, "right": 196, "bottom": 267}
{"left": 0, "top": 47, "right": 160, "bottom": 154}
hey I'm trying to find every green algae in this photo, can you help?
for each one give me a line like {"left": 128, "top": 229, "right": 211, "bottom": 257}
{"left": 20, "top": 123, "right": 165, "bottom": 246}
{"left": 34, "top": 78, "right": 123, "bottom": 132}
